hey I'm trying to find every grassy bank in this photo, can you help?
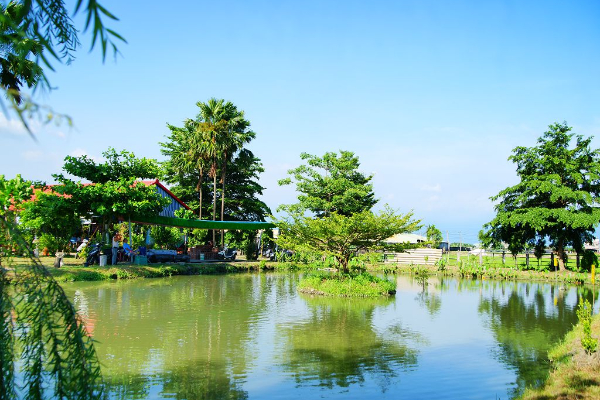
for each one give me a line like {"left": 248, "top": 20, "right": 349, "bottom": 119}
{"left": 370, "top": 262, "right": 598, "bottom": 286}
{"left": 517, "top": 313, "right": 600, "bottom": 399}
{"left": 6, "top": 255, "right": 298, "bottom": 282}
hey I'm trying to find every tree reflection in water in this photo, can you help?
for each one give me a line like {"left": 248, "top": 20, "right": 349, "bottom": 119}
{"left": 478, "top": 281, "right": 598, "bottom": 398}
{"left": 69, "top": 275, "right": 287, "bottom": 400}
{"left": 276, "top": 295, "right": 423, "bottom": 392}
{"left": 104, "top": 361, "right": 248, "bottom": 400}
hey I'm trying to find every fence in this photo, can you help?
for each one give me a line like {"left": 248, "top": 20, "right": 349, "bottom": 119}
{"left": 384, "top": 248, "right": 443, "bottom": 265}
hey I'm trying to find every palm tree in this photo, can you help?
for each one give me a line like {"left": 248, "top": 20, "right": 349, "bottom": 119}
{"left": 217, "top": 107, "right": 255, "bottom": 246}
{"left": 161, "top": 120, "right": 210, "bottom": 218}
{"left": 196, "top": 98, "right": 230, "bottom": 244}
{"left": 164, "top": 98, "right": 257, "bottom": 246}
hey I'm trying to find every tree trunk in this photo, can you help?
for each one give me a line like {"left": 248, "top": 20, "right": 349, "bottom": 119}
{"left": 196, "top": 169, "right": 203, "bottom": 219}
{"left": 212, "top": 169, "right": 217, "bottom": 245}
{"left": 220, "top": 156, "right": 227, "bottom": 248}
{"left": 557, "top": 242, "right": 566, "bottom": 271}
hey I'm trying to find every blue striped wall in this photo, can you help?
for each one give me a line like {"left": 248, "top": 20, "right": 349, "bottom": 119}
{"left": 156, "top": 186, "right": 185, "bottom": 217}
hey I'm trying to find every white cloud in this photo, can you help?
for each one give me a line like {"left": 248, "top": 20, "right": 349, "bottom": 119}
{"left": 0, "top": 113, "right": 28, "bottom": 136}
{"left": 22, "top": 150, "right": 44, "bottom": 161}
{"left": 421, "top": 183, "right": 441, "bottom": 192}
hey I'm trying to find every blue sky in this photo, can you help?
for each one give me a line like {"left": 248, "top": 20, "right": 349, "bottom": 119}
{"left": 2, "top": 0, "right": 600, "bottom": 244}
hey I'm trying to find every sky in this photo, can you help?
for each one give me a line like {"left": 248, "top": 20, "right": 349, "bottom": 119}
{"left": 2, "top": 0, "right": 600, "bottom": 245}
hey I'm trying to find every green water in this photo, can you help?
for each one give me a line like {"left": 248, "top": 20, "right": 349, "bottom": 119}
{"left": 62, "top": 274, "right": 599, "bottom": 399}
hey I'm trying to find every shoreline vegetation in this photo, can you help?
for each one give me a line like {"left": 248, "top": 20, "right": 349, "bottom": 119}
{"left": 7, "top": 255, "right": 599, "bottom": 286}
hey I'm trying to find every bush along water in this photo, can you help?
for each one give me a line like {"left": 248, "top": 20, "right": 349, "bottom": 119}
{"left": 577, "top": 297, "right": 598, "bottom": 355}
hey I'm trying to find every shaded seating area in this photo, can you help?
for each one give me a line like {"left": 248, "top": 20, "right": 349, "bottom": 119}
{"left": 188, "top": 245, "right": 219, "bottom": 261}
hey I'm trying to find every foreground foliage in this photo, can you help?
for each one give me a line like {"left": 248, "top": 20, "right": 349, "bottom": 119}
{"left": 1, "top": 175, "right": 104, "bottom": 399}
{"left": 1, "top": 0, "right": 123, "bottom": 135}
{"left": 298, "top": 272, "right": 396, "bottom": 297}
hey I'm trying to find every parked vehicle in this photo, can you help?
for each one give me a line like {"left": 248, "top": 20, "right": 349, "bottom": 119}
{"left": 147, "top": 249, "right": 190, "bottom": 263}
{"left": 217, "top": 247, "right": 237, "bottom": 261}
{"left": 84, "top": 243, "right": 102, "bottom": 266}
{"left": 263, "top": 248, "right": 275, "bottom": 261}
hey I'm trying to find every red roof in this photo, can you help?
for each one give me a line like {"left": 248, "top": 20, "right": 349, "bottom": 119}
{"left": 12, "top": 180, "right": 191, "bottom": 211}
{"left": 139, "top": 179, "right": 191, "bottom": 210}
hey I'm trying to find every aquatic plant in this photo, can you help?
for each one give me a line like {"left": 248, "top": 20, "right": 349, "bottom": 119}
{"left": 298, "top": 272, "right": 396, "bottom": 297}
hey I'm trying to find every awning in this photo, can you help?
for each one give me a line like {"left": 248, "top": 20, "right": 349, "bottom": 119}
{"left": 130, "top": 214, "right": 275, "bottom": 230}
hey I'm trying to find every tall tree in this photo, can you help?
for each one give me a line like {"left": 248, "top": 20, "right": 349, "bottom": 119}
{"left": 217, "top": 107, "right": 255, "bottom": 224}
{"left": 163, "top": 99, "right": 257, "bottom": 245}
{"left": 482, "top": 122, "right": 600, "bottom": 271}
{"left": 276, "top": 151, "right": 419, "bottom": 274}
{"left": 278, "top": 150, "right": 377, "bottom": 217}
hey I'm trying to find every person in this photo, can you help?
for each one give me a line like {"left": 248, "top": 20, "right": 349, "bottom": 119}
{"left": 75, "top": 239, "right": 88, "bottom": 259}
{"left": 111, "top": 232, "right": 121, "bottom": 265}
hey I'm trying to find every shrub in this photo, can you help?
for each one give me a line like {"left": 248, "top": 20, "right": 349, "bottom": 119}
{"left": 38, "top": 233, "right": 68, "bottom": 256}
{"left": 580, "top": 250, "right": 598, "bottom": 272}
{"left": 244, "top": 236, "right": 258, "bottom": 260}
{"left": 576, "top": 298, "right": 598, "bottom": 355}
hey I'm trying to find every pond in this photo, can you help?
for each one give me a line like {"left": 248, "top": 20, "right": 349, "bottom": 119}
{"left": 62, "top": 273, "right": 599, "bottom": 400}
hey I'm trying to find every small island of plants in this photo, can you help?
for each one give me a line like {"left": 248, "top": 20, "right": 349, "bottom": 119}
{"left": 298, "top": 271, "right": 396, "bottom": 297}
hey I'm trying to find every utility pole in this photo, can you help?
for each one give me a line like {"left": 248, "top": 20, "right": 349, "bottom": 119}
{"left": 457, "top": 231, "right": 462, "bottom": 263}
{"left": 446, "top": 231, "right": 450, "bottom": 263}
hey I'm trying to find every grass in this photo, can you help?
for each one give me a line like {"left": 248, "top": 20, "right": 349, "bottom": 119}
{"left": 371, "top": 260, "right": 595, "bottom": 286}
{"left": 517, "top": 312, "right": 600, "bottom": 400}
{"left": 5, "top": 255, "right": 295, "bottom": 282}
{"left": 297, "top": 272, "right": 396, "bottom": 297}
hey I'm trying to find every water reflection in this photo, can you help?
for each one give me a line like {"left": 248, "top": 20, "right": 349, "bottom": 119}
{"left": 62, "top": 274, "right": 598, "bottom": 400}
{"left": 478, "top": 281, "right": 597, "bottom": 398}
{"left": 276, "top": 295, "right": 421, "bottom": 392}
{"left": 103, "top": 360, "right": 248, "bottom": 400}
{"left": 68, "top": 275, "right": 277, "bottom": 399}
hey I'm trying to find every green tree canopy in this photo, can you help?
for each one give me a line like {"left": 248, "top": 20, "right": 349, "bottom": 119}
{"left": 19, "top": 190, "right": 81, "bottom": 251}
{"left": 481, "top": 122, "right": 600, "bottom": 270}
{"left": 278, "top": 150, "right": 377, "bottom": 217}
{"left": 425, "top": 224, "right": 443, "bottom": 247}
{"left": 54, "top": 148, "right": 168, "bottom": 230}
{"left": 275, "top": 206, "right": 420, "bottom": 273}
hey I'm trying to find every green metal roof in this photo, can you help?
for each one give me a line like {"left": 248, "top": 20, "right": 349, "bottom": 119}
{"left": 131, "top": 215, "right": 275, "bottom": 230}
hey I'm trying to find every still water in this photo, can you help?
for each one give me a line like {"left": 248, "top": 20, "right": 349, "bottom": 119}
{"left": 62, "top": 274, "right": 599, "bottom": 400}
